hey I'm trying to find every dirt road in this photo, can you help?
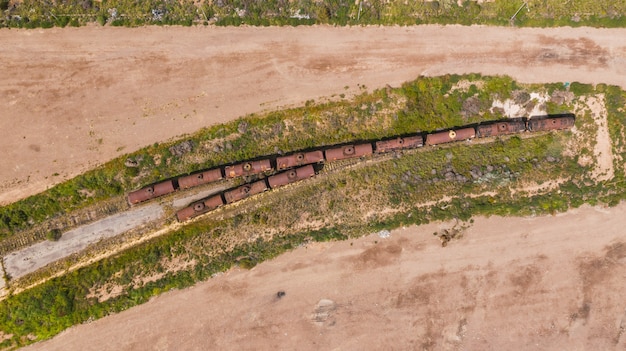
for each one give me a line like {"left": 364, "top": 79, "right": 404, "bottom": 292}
{"left": 24, "top": 203, "right": 626, "bottom": 350}
{"left": 2, "top": 25, "right": 626, "bottom": 204}
{"left": 3, "top": 203, "right": 163, "bottom": 280}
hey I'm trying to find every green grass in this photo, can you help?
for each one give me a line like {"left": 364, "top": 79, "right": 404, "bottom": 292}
{"left": 3, "top": 1, "right": 626, "bottom": 29}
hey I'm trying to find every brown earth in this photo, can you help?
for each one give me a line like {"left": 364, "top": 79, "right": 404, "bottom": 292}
{"left": 24, "top": 203, "right": 626, "bottom": 351}
{"left": 4, "top": 25, "right": 626, "bottom": 350}
{"left": 3, "top": 25, "right": 626, "bottom": 204}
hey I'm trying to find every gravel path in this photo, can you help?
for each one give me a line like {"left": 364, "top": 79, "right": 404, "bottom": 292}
{"left": 3, "top": 204, "right": 163, "bottom": 280}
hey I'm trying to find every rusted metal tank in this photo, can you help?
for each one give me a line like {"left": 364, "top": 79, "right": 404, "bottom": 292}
{"left": 528, "top": 114, "right": 575, "bottom": 132}
{"left": 425, "top": 127, "right": 476, "bottom": 146}
{"left": 176, "top": 194, "right": 224, "bottom": 222}
{"left": 375, "top": 135, "right": 424, "bottom": 153}
{"left": 224, "top": 159, "right": 272, "bottom": 178}
{"left": 268, "top": 165, "right": 315, "bottom": 189}
{"left": 477, "top": 120, "right": 526, "bottom": 138}
{"left": 127, "top": 180, "right": 176, "bottom": 205}
{"left": 276, "top": 150, "right": 324, "bottom": 170}
{"left": 224, "top": 180, "right": 268, "bottom": 203}
{"left": 324, "top": 143, "right": 373, "bottom": 161}
{"left": 178, "top": 168, "right": 223, "bottom": 189}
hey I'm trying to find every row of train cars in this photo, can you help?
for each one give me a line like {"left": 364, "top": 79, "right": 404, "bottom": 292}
{"left": 127, "top": 114, "right": 575, "bottom": 222}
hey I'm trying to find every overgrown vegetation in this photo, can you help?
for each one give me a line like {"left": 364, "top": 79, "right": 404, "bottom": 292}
{"left": 0, "top": 74, "right": 624, "bottom": 348}
{"left": 2, "top": 0, "right": 626, "bottom": 29}
{"left": 0, "top": 74, "right": 515, "bottom": 241}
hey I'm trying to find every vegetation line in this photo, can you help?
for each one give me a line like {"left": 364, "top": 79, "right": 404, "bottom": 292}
{"left": 2, "top": 1, "right": 626, "bottom": 29}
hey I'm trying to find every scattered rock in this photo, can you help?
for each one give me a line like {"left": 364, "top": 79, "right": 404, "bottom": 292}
{"left": 276, "top": 291, "right": 286, "bottom": 299}
{"left": 169, "top": 140, "right": 194, "bottom": 157}
{"left": 551, "top": 90, "right": 575, "bottom": 105}
{"left": 546, "top": 156, "right": 558, "bottom": 163}
{"left": 238, "top": 121, "right": 249, "bottom": 134}
{"left": 491, "top": 106, "right": 506, "bottom": 116}
{"left": 461, "top": 96, "right": 481, "bottom": 117}
{"left": 512, "top": 90, "right": 531, "bottom": 105}
{"left": 524, "top": 99, "right": 536, "bottom": 113}
{"left": 124, "top": 158, "right": 139, "bottom": 167}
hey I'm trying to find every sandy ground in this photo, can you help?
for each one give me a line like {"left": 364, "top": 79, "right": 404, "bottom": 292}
{"left": 2, "top": 25, "right": 626, "bottom": 204}
{"left": 4, "top": 24, "right": 626, "bottom": 350}
{"left": 24, "top": 202, "right": 626, "bottom": 351}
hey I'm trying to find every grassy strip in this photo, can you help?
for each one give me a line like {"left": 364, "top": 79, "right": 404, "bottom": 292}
{"left": 0, "top": 74, "right": 624, "bottom": 348}
{"left": 2, "top": 1, "right": 626, "bottom": 28}
{"left": 0, "top": 133, "right": 622, "bottom": 348}
{"left": 0, "top": 74, "right": 518, "bottom": 241}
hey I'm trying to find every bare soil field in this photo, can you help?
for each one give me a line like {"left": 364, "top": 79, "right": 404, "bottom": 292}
{"left": 3, "top": 25, "right": 626, "bottom": 350}
{"left": 2, "top": 25, "right": 626, "bottom": 204}
{"left": 24, "top": 202, "right": 626, "bottom": 351}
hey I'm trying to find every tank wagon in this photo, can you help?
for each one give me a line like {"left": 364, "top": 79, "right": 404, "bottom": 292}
{"left": 177, "top": 165, "right": 317, "bottom": 222}
{"left": 224, "top": 180, "right": 268, "bottom": 203}
{"left": 225, "top": 160, "right": 272, "bottom": 178}
{"left": 276, "top": 151, "right": 324, "bottom": 170}
{"left": 528, "top": 114, "right": 575, "bottom": 132}
{"left": 324, "top": 143, "right": 373, "bottom": 161}
{"left": 129, "top": 114, "right": 575, "bottom": 206}
{"left": 375, "top": 136, "right": 424, "bottom": 153}
{"left": 476, "top": 120, "right": 526, "bottom": 138}
{"left": 268, "top": 165, "right": 315, "bottom": 188}
{"left": 178, "top": 169, "right": 223, "bottom": 189}
{"left": 426, "top": 127, "right": 475, "bottom": 146}
{"left": 176, "top": 194, "right": 224, "bottom": 222}
{"left": 128, "top": 180, "right": 175, "bottom": 205}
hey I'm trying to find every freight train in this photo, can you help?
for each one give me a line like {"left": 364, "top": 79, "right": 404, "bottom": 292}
{"left": 128, "top": 114, "right": 575, "bottom": 217}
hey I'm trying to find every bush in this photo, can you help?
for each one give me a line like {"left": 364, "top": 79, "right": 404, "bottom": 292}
{"left": 46, "top": 229, "right": 62, "bottom": 242}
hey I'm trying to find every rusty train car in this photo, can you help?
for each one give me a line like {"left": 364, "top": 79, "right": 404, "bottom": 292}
{"left": 375, "top": 136, "right": 424, "bottom": 153}
{"left": 224, "top": 160, "right": 272, "bottom": 178}
{"left": 178, "top": 169, "right": 223, "bottom": 190}
{"left": 176, "top": 194, "right": 224, "bottom": 222}
{"left": 129, "top": 114, "right": 575, "bottom": 206}
{"left": 177, "top": 166, "right": 315, "bottom": 222}
{"left": 528, "top": 114, "right": 575, "bottom": 132}
{"left": 425, "top": 127, "right": 476, "bottom": 146}
{"left": 276, "top": 151, "right": 324, "bottom": 170}
{"left": 268, "top": 165, "right": 315, "bottom": 188}
{"left": 324, "top": 143, "right": 373, "bottom": 162}
{"left": 224, "top": 180, "right": 268, "bottom": 204}
{"left": 127, "top": 180, "right": 176, "bottom": 205}
{"left": 476, "top": 119, "right": 527, "bottom": 138}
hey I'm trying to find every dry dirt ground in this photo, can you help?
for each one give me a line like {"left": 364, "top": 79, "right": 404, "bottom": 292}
{"left": 3, "top": 25, "right": 626, "bottom": 350}
{"left": 2, "top": 25, "right": 626, "bottom": 204}
{"left": 25, "top": 203, "right": 626, "bottom": 351}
